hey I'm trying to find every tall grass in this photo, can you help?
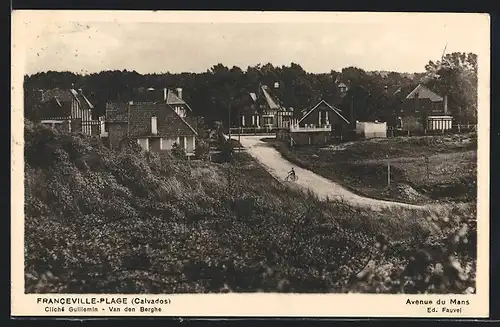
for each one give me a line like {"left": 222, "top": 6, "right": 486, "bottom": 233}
{"left": 24, "top": 121, "right": 476, "bottom": 294}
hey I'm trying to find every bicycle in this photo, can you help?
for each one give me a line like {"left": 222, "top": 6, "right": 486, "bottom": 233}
{"left": 284, "top": 173, "right": 298, "bottom": 182}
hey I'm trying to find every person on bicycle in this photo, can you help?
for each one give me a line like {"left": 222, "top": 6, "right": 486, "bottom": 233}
{"left": 287, "top": 167, "right": 296, "bottom": 180}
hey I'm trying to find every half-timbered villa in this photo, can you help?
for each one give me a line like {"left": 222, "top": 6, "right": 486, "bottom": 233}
{"left": 242, "top": 84, "right": 293, "bottom": 130}
{"left": 37, "top": 87, "right": 99, "bottom": 136}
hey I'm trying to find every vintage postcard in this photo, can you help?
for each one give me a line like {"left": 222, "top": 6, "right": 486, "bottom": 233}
{"left": 11, "top": 10, "right": 490, "bottom": 318}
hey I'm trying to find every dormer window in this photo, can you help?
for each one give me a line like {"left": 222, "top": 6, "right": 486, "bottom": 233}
{"left": 175, "top": 105, "right": 186, "bottom": 118}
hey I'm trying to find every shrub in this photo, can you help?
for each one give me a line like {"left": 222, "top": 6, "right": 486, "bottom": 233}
{"left": 194, "top": 139, "right": 210, "bottom": 160}
{"left": 219, "top": 139, "right": 234, "bottom": 163}
{"left": 172, "top": 142, "right": 186, "bottom": 159}
{"left": 23, "top": 121, "right": 476, "bottom": 294}
{"left": 347, "top": 204, "right": 477, "bottom": 294}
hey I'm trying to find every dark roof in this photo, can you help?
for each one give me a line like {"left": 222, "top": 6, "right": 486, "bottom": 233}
{"left": 298, "top": 99, "right": 350, "bottom": 125}
{"left": 129, "top": 88, "right": 193, "bottom": 111}
{"left": 106, "top": 102, "right": 129, "bottom": 122}
{"left": 183, "top": 115, "right": 198, "bottom": 131}
{"left": 41, "top": 88, "right": 94, "bottom": 110}
{"left": 71, "top": 89, "right": 94, "bottom": 110}
{"left": 406, "top": 84, "right": 443, "bottom": 102}
{"left": 106, "top": 101, "right": 197, "bottom": 138}
{"left": 41, "top": 88, "right": 74, "bottom": 103}
{"left": 38, "top": 88, "right": 94, "bottom": 119}
{"left": 260, "top": 85, "right": 282, "bottom": 110}
{"left": 392, "top": 83, "right": 443, "bottom": 102}
{"left": 38, "top": 98, "right": 72, "bottom": 119}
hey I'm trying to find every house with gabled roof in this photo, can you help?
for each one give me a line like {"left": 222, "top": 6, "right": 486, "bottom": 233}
{"left": 238, "top": 91, "right": 261, "bottom": 128}
{"left": 126, "top": 87, "right": 197, "bottom": 129}
{"left": 37, "top": 87, "right": 99, "bottom": 136}
{"left": 244, "top": 84, "right": 293, "bottom": 129}
{"left": 105, "top": 87, "right": 198, "bottom": 154}
{"left": 279, "top": 99, "right": 351, "bottom": 145}
{"left": 390, "top": 83, "right": 452, "bottom": 132}
{"left": 296, "top": 99, "right": 350, "bottom": 129}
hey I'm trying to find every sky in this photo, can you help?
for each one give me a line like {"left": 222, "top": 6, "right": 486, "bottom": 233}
{"left": 16, "top": 11, "right": 489, "bottom": 75}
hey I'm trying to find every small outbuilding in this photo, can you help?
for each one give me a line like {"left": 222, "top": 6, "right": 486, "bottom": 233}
{"left": 356, "top": 121, "right": 387, "bottom": 139}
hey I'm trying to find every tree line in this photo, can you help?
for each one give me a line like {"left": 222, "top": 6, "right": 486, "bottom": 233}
{"left": 23, "top": 52, "right": 478, "bottom": 127}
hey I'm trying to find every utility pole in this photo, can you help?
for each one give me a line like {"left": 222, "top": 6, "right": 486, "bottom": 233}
{"left": 238, "top": 106, "right": 241, "bottom": 152}
{"left": 228, "top": 95, "right": 232, "bottom": 142}
{"left": 386, "top": 155, "right": 391, "bottom": 187}
{"left": 127, "top": 101, "right": 131, "bottom": 138}
{"left": 425, "top": 156, "right": 430, "bottom": 181}
{"left": 350, "top": 94, "right": 355, "bottom": 136}
{"left": 228, "top": 89, "right": 246, "bottom": 151}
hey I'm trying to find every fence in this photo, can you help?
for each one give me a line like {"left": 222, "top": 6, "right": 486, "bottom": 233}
{"left": 387, "top": 124, "right": 477, "bottom": 137}
{"left": 82, "top": 120, "right": 105, "bottom": 137}
{"left": 228, "top": 127, "right": 282, "bottom": 135}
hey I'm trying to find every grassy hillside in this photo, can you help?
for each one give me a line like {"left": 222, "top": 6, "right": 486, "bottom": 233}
{"left": 269, "top": 134, "right": 477, "bottom": 205}
{"left": 24, "top": 121, "right": 476, "bottom": 294}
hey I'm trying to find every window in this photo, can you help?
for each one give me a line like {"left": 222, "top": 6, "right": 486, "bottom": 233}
{"left": 263, "top": 116, "right": 273, "bottom": 126}
{"left": 151, "top": 116, "right": 157, "bottom": 135}
{"left": 137, "top": 138, "right": 149, "bottom": 151}
{"left": 175, "top": 105, "right": 186, "bottom": 117}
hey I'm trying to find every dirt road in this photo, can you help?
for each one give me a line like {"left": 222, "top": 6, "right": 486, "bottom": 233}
{"left": 237, "top": 136, "right": 426, "bottom": 211}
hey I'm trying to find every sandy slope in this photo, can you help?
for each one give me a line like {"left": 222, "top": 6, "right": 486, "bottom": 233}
{"left": 237, "top": 135, "right": 426, "bottom": 211}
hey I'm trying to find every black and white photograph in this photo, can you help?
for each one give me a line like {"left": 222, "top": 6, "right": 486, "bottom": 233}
{"left": 11, "top": 10, "right": 490, "bottom": 317}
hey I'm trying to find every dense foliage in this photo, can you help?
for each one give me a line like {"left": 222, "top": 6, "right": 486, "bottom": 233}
{"left": 24, "top": 53, "right": 477, "bottom": 126}
{"left": 25, "top": 122, "right": 476, "bottom": 294}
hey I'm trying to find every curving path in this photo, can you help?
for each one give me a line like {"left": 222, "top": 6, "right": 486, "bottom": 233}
{"left": 236, "top": 135, "right": 426, "bottom": 211}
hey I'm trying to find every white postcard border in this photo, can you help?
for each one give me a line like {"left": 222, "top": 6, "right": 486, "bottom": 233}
{"left": 11, "top": 10, "right": 491, "bottom": 318}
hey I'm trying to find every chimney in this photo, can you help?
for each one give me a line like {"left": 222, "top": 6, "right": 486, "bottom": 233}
{"left": 151, "top": 116, "right": 157, "bottom": 135}
{"left": 176, "top": 87, "right": 183, "bottom": 100}
{"left": 444, "top": 94, "right": 448, "bottom": 114}
{"left": 164, "top": 88, "right": 167, "bottom": 101}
